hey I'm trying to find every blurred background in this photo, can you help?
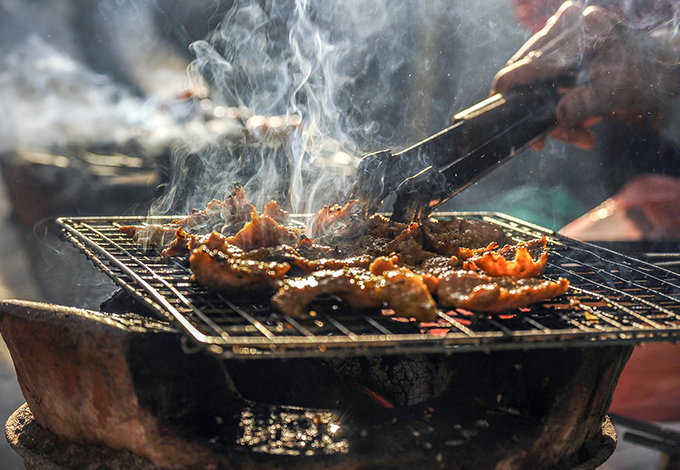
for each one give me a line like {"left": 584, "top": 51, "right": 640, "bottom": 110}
{"left": 0, "top": 0, "right": 679, "bottom": 468}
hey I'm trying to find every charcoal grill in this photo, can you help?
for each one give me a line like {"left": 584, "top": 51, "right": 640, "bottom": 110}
{"left": 57, "top": 212, "right": 680, "bottom": 359}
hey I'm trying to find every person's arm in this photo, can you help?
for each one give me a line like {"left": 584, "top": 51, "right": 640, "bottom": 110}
{"left": 492, "top": 1, "right": 680, "bottom": 149}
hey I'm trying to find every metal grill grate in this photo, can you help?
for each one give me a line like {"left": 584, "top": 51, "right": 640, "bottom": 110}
{"left": 57, "top": 212, "right": 680, "bottom": 359}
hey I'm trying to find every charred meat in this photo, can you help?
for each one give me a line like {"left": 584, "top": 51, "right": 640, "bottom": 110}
{"left": 189, "top": 232, "right": 290, "bottom": 292}
{"left": 463, "top": 237, "right": 549, "bottom": 278}
{"left": 121, "top": 193, "right": 569, "bottom": 319}
{"left": 272, "top": 257, "right": 438, "bottom": 322}
{"left": 436, "top": 270, "right": 569, "bottom": 313}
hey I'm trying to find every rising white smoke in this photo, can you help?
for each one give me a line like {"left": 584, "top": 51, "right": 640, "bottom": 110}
{"left": 0, "top": 36, "right": 184, "bottom": 155}
{"left": 0, "top": 0, "right": 529, "bottom": 218}
{"left": 152, "top": 0, "right": 527, "bottom": 216}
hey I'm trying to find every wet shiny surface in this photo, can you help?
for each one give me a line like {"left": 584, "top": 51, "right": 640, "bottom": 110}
{"left": 207, "top": 399, "right": 516, "bottom": 463}
{"left": 235, "top": 407, "right": 348, "bottom": 456}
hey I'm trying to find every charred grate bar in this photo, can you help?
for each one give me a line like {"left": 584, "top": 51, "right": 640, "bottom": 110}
{"left": 57, "top": 212, "right": 680, "bottom": 359}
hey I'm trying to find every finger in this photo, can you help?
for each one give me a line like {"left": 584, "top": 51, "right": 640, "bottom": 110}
{"left": 507, "top": 2, "right": 585, "bottom": 65}
{"left": 556, "top": 85, "right": 601, "bottom": 125}
{"left": 492, "top": 3, "right": 586, "bottom": 94}
{"left": 531, "top": 137, "right": 546, "bottom": 151}
{"left": 549, "top": 126, "right": 596, "bottom": 149}
{"left": 493, "top": 4, "right": 624, "bottom": 95}
{"left": 492, "top": 58, "right": 571, "bottom": 94}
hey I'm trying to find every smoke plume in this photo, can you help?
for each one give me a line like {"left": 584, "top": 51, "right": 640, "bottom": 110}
{"left": 153, "top": 0, "right": 528, "bottom": 215}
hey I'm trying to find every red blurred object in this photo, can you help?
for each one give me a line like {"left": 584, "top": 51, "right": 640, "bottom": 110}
{"left": 560, "top": 174, "right": 680, "bottom": 242}
{"left": 511, "top": 0, "right": 676, "bottom": 33}
{"left": 609, "top": 343, "right": 680, "bottom": 421}
{"left": 560, "top": 174, "right": 680, "bottom": 421}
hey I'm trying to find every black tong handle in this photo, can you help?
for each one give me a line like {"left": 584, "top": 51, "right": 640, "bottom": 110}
{"left": 610, "top": 413, "right": 680, "bottom": 455}
{"left": 351, "top": 79, "right": 572, "bottom": 222}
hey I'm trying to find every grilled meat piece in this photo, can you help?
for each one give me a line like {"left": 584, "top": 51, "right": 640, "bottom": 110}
{"left": 263, "top": 200, "right": 289, "bottom": 224}
{"left": 463, "top": 237, "right": 549, "bottom": 278}
{"left": 382, "top": 222, "right": 435, "bottom": 266}
{"left": 272, "top": 257, "right": 438, "bottom": 321}
{"left": 252, "top": 245, "right": 371, "bottom": 274}
{"left": 414, "top": 255, "right": 462, "bottom": 279}
{"left": 308, "top": 200, "right": 367, "bottom": 240}
{"left": 436, "top": 270, "right": 569, "bottom": 313}
{"left": 161, "top": 227, "right": 194, "bottom": 257}
{"left": 294, "top": 236, "right": 343, "bottom": 260}
{"left": 226, "top": 212, "right": 300, "bottom": 251}
{"left": 119, "top": 224, "right": 181, "bottom": 252}
{"left": 421, "top": 218, "right": 510, "bottom": 255}
{"left": 172, "top": 184, "right": 256, "bottom": 234}
{"left": 189, "top": 232, "right": 290, "bottom": 292}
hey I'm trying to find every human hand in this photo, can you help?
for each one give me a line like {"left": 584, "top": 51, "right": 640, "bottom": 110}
{"left": 491, "top": 1, "right": 680, "bottom": 150}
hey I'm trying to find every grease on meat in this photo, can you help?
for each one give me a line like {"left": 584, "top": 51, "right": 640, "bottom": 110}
{"left": 437, "top": 270, "right": 569, "bottom": 313}
{"left": 272, "top": 257, "right": 438, "bottom": 321}
{"left": 463, "top": 237, "right": 549, "bottom": 278}
{"left": 189, "top": 232, "right": 290, "bottom": 292}
{"left": 120, "top": 191, "right": 569, "bottom": 319}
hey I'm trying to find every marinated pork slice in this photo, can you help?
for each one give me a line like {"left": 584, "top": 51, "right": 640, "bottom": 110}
{"left": 463, "top": 237, "right": 549, "bottom": 278}
{"left": 421, "top": 217, "right": 510, "bottom": 255}
{"left": 226, "top": 212, "right": 300, "bottom": 251}
{"left": 189, "top": 233, "right": 290, "bottom": 292}
{"left": 328, "top": 215, "right": 417, "bottom": 259}
{"left": 164, "top": 210, "right": 300, "bottom": 257}
{"left": 250, "top": 245, "right": 371, "bottom": 274}
{"left": 308, "top": 200, "right": 368, "bottom": 240}
{"left": 161, "top": 227, "right": 195, "bottom": 258}
{"left": 263, "top": 200, "right": 289, "bottom": 224}
{"left": 119, "top": 224, "right": 181, "bottom": 252}
{"left": 172, "top": 183, "right": 256, "bottom": 233}
{"left": 436, "top": 270, "right": 569, "bottom": 313}
{"left": 294, "top": 236, "right": 343, "bottom": 260}
{"left": 382, "top": 223, "right": 435, "bottom": 266}
{"left": 272, "top": 258, "right": 438, "bottom": 321}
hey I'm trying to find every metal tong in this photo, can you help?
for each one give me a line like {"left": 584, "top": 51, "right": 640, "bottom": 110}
{"left": 350, "top": 78, "right": 574, "bottom": 223}
{"left": 610, "top": 413, "right": 680, "bottom": 456}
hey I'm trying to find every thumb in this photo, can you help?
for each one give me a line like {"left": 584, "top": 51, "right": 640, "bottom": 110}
{"left": 556, "top": 86, "right": 601, "bottom": 125}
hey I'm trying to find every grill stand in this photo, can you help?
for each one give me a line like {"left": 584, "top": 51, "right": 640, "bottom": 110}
{"left": 1, "top": 299, "right": 631, "bottom": 469}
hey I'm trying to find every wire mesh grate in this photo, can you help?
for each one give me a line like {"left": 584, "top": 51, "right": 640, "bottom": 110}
{"left": 57, "top": 212, "right": 680, "bottom": 359}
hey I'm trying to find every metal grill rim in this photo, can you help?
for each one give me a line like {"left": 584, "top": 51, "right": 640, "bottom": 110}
{"left": 57, "top": 212, "right": 680, "bottom": 359}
